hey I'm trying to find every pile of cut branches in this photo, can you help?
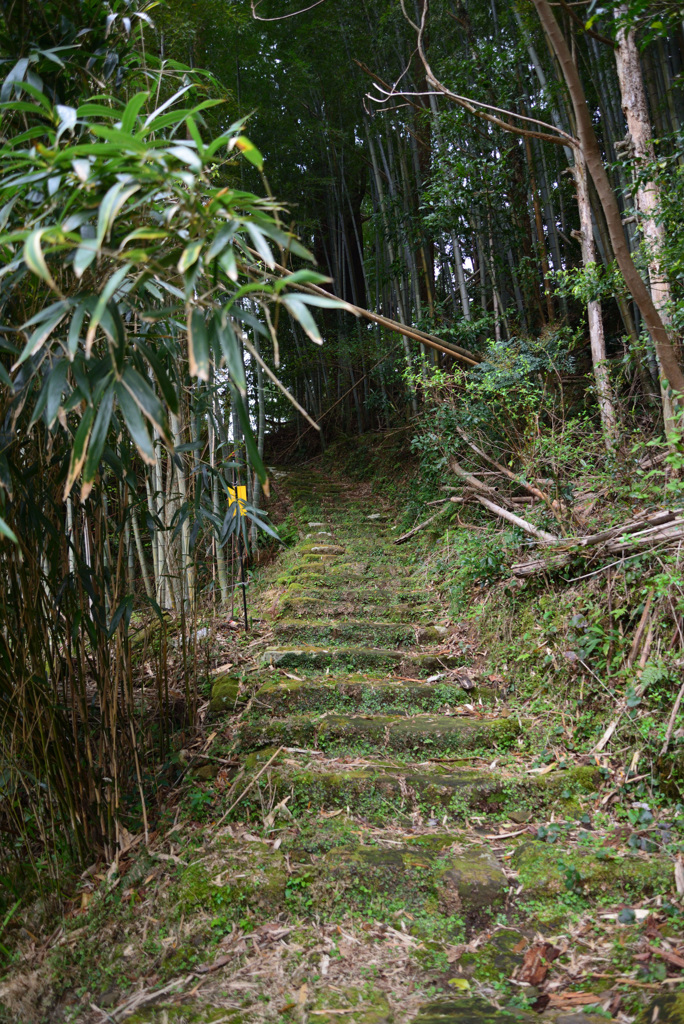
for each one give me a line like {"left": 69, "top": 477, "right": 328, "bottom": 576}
{"left": 396, "top": 427, "right": 684, "bottom": 581}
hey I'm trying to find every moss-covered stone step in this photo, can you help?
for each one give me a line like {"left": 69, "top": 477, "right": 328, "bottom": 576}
{"left": 127, "top": 1009, "right": 242, "bottom": 1024}
{"left": 304, "top": 836, "right": 506, "bottom": 927}
{"left": 272, "top": 619, "right": 447, "bottom": 647}
{"left": 209, "top": 673, "right": 247, "bottom": 715}
{"left": 280, "top": 585, "right": 440, "bottom": 606}
{"left": 512, "top": 841, "right": 676, "bottom": 901}
{"left": 254, "top": 677, "right": 485, "bottom": 716}
{"left": 275, "top": 566, "right": 370, "bottom": 586}
{"left": 228, "top": 760, "right": 599, "bottom": 825}
{"left": 411, "top": 998, "right": 532, "bottom": 1024}
{"left": 278, "top": 596, "right": 442, "bottom": 623}
{"left": 170, "top": 830, "right": 506, "bottom": 935}
{"left": 236, "top": 712, "right": 520, "bottom": 755}
{"left": 262, "top": 647, "right": 465, "bottom": 674}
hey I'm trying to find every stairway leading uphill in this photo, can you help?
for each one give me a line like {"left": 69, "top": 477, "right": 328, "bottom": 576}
{"left": 124, "top": 468, "right": 681, "bottom": 1024}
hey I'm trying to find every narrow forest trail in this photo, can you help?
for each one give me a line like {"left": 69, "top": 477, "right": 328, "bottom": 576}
{"left": 168, "top": 468, "right": 679, "bottom": 1024}
{"left": 20, "top": 469, "right": 682, "bottom": 1024}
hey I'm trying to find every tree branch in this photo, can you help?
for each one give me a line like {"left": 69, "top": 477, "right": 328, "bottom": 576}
{"left": 251, "top": 0, "right": 328, "bottom": 21}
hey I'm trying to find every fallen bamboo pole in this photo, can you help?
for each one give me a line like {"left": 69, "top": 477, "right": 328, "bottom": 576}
{"left": 247, "top": 248, "right": 482, "bottom": 366}
{"left": 473, "top": 494, "right": 560, "bottom": 544}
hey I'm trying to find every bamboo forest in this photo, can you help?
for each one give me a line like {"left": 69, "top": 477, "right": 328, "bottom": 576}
{"left": 5, "top": 0, "right": 684, "bottom": 1021}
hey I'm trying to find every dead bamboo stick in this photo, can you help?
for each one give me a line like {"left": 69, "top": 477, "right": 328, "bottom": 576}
{"left": 449, "top": 459, "right": 515, "bottom": 508}
{"left": 454, "top": 426, "right": 558, "bottom": 509}
{"left": 247, "top": 248, "right": 482, "bottom": 366}
{"left": 473, "top": 495, "right": 560, "bottom": 544}
{"left": 394, "top": 505, "right": 451, "bottom": 545}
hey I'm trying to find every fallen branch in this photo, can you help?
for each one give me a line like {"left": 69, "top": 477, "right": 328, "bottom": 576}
{"left": 454, "top": 426, "right": 563, "bottom": 517}
{"left": 394, "top": 504, "right": 454, "bottom": 545}
{"left": 212, "top": 746, "right": 284, "bottom": 828}
{"left": 661, "top": 680, "right": 684, "bottom": 757}
{"left": 511, "top": 511, "right": 684, "bottom": 578}
{"left": 449, "top": 459, "right": 516, "bottom": 509}
{"left": 473, "top": 494, "right": 560, "bottom": 544}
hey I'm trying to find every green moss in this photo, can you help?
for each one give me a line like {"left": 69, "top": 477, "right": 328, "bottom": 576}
{"left": 455, "top": 928, "right": 526, "bottom": 985}
{"left": 171, "top": 840, "right": 287, "bottom": 919}
{"left": 310, "top": 986, "right": 392, "bottom": 1023}
{"left": 127, "top": 1008, "right": 243, "bottom": 1023}
{"left": 413, "top": 997, "right": 533, "bottom": 1023}
{"left": 637, "top": 994, "right": 684, "bottom": 1023}
{"left": 236, "top": 712, "right": 521, "bottom": 756}
{"left": 273, "top": 618, "right": 434, "bottom": 648}
{"left": 512, "top": 841, "right": 675, "bottom": 900}
{"left": 209, "top": 674, "right": 243, "bottom": 716}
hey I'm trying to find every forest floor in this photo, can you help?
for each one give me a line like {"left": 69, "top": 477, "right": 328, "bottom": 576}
{"left": 3, "top": 463, "right": 684, "bottom": 1024}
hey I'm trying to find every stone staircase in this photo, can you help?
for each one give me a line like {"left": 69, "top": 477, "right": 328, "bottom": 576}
{"left": 142, "top": 469, "right": 681, "bottom": 1024}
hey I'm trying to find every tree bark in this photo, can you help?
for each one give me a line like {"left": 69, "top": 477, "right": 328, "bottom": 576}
{"left": 573, "top": 152, "right": 618, "bottom": 446}
{"left": 532, "top": 0, "right": 684, "bottom": 396}
{"left": 614, "top": 5, "right": 679, "bottom": 429}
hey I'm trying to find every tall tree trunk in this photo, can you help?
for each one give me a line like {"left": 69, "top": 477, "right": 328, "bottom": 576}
{"left": 573, "top": 153, "right": 618, "bottom": 446}
{"left": 614, "top": 5, "right": 679, "bottom": 430}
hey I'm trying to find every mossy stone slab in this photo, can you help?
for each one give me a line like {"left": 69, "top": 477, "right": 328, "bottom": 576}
{"left": 455, "top": 927, "right": 526, "bottom": 984}
{"left": 299, "top": 838, "right": 506, "bottom": 919}
{"left": 512, "top": 841, "right": 674, "bottom": 899}
{"left": 126, "top": 1007, "right": 243, "bottom": 1023}
{"left": 225, "top": 763, "right": 598, "bottom": 825}
{"left": 310, "top": 986, "right": 392, "bottom": 1023}
{"left": 209, "top": 674, "right": 244, "bottom": 716}
{"left": 411, "top": 997, "right": 532, "bottom": 1023}
{"left": 262, "top": 647, "right": 465, "bottom": 674}
{"left": 272, "top": 619, "right": 440, "bottom": 647}
{"left": 235, "top": 713, "right": 520, "bottom": 755}
{"left": 254, "top": 678, "right": 476, "bottom": 716}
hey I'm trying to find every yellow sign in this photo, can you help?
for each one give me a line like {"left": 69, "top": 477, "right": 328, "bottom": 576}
{"left": 228, "top": 485, "right": 247, "bottom": 517}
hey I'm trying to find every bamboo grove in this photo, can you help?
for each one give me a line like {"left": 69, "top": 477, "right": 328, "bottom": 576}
{"left": 2, "top": 0, "right": 684, "bottom": 869}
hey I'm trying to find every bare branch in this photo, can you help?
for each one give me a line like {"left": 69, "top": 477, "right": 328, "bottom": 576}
{"left": 251, "top": 0, "right": 328, "bottom": 21}
{"left": 386, "top": 0, "right": 580, "bottom": 148}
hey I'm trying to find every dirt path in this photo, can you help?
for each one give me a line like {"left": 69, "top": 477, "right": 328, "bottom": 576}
{"left": 5, "top": 468, "right": 680, "bottom": 1024}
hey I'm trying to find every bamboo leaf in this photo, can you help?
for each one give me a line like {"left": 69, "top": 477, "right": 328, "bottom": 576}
{"left": 178, "top": 240, "right": 202, "bottom": 274}
{"left": 188, "top": 309, "right": 210, "bottom": 381}
{"left": 142, "top": 85, "right": 194, "bottom": 128}
{"left": 281, "top": 295, "right": 324, "bottom": 344}
{"left": 13, "top": 306, "right": 69, "bottom": 370}
{"left": 107, "top": 595, "right": 133, "bottom": 639}
{"left": 206, "top": 224, "right": 234, "bottom": 263}
{"left": 134, "top": 339, "right": 179, "bottom": 414}
{"left": 82, "top": 385, "right": 115, "bottom": 499}
{"left": 233, "top": 135, "right": 263, "bottom": 170}
{"left": 115, "top": 381, "right": 156, "bottom": 464}
{"left": 86, "top": 124, "right": 148, "bottom": 150}
{"left": 218, "top": 246, "right": 238, "bottom": 282}
{"left": 245, "top": 223, "right": 275, "bottom": 269}
{"left": 73, "top": 238, "right": 98, "bottom": 278}
{"left": 23, "top": 229, "right": 58, "bottom": 291}
{"left": 274, "top": 270, "right": 331, "bottom": 293}
{"left": 55, "top": 104, "right": 76, "bottom": 141}
{"left": 210, "top": 313, "right": 245, "bottom": 393}
{"left": 96, "top": 182, "right": 140, "bottom": 249}
{"left": 121, "top": 365, "right": 171, "bottom": 443}
{"left": 68, "top": 298, "right": 95, "bottom": 357}
{"left": 30, "top": 357, "right": 69, "bottom": 428}
{"left": 0, "top": 515, "right": 18, "bottom": 544}
{"left": 84, "top": 264, "right": 131, "bottom": 356}
{"left": 120, "top": 91, "right": 149, "bottom": 133}
{"left": 64, "top": 406, "right": 95, "bottom": 499}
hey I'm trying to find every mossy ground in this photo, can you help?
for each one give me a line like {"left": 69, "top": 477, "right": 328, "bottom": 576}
{"left": 2, "top": 461, "right": 684, "bottom": 1024}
